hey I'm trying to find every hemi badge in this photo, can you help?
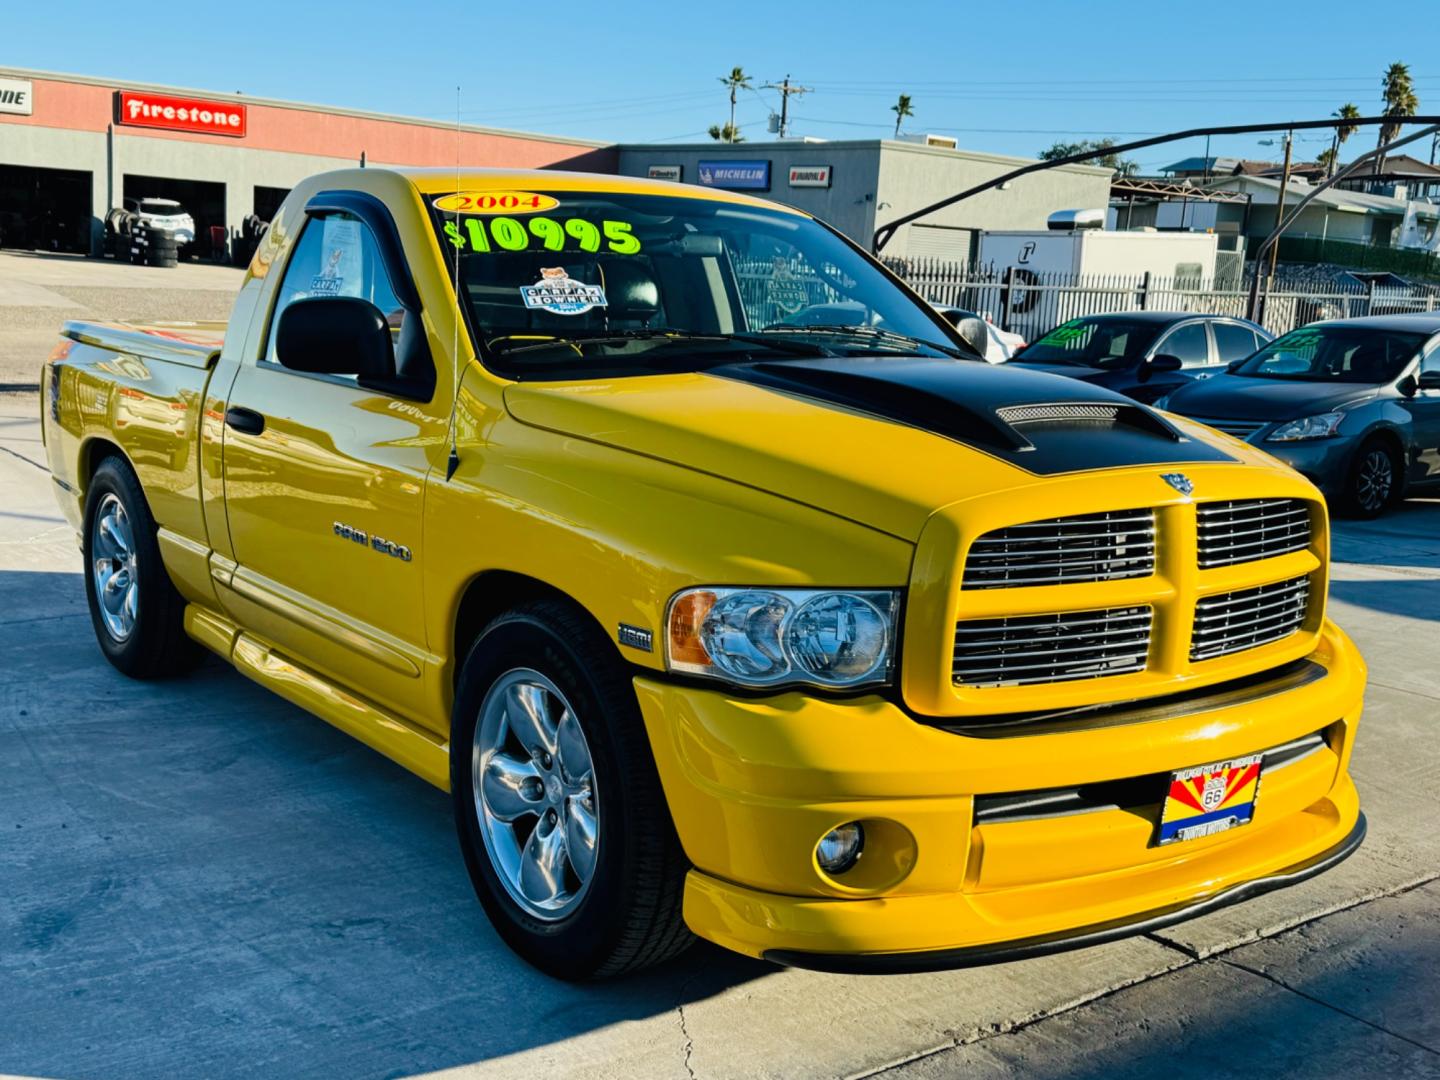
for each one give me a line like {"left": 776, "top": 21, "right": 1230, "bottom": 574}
{"left": 617, "top": 624, "right": 654, "bottom": 652}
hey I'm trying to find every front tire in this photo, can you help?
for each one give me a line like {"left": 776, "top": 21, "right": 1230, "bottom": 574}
{"left": 82, "top": 456, "right": 202, "bottom": 678}
{"left": 1341, "top": 439, "right": 1399, "bottom": 519}
{"left": 451, "top": 600, "right": 692, "bottom": 979}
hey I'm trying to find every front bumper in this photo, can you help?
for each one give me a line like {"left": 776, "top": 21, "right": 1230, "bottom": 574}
{"left": 635, "top": 619, "right": 1366, "bottom": 965}
{"left": 1253, "top": 436, "right": 1358, "bottom": 499}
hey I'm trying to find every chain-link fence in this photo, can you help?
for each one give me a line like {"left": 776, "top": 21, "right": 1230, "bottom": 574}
{"left": 887, "top": 258, "right": 1440, "bottom": 341}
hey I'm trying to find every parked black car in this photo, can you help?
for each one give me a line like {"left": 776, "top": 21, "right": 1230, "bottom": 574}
{"left": 1158, "top": 315, "right": 1440, "bottom": 517}
{"left": 1009, "top": 312, "right": 1273, "bottom": 404}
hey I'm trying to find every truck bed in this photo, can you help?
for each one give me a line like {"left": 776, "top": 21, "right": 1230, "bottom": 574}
{"left": 61, "top": 320, "right": 226, "bottom": 370}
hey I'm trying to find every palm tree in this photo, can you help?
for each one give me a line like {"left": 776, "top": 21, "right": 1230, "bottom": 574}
{"left": 1327, "top": 102, "right": 1361, "bottom": 177}
{"left": 718, "top": 67, "right": 751, "bottom": 144}
{"left": 1378, "top": 62, "right": 1419, "bottom": 169}
{"left": 891, "top": 93, "right": 914, "bottom": 138}
{"left": 707, "top": 122, "right": 744, "bottom": 143}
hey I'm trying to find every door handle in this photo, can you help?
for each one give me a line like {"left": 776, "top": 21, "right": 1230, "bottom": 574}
{"left": 224, "top": 406, "right": 266, "bottom": 436}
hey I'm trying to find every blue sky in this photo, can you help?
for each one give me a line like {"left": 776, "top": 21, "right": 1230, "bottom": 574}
{"left": 7, "top": 0, "right": 1435, "bottom": 170}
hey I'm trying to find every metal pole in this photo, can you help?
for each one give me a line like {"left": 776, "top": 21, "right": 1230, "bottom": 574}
{"left": 1263, "top": 132, "right": 1294, "bottom": 312}
{"left": 873, "top": 113, "right": 1440, "bottom": 252}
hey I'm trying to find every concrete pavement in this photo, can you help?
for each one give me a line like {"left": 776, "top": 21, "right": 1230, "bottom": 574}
{"left": 0, "top": 251, "right": 241, "bottom": 387}
{"left": 1, "top": 388, "right": 1437, "bottom": 1079}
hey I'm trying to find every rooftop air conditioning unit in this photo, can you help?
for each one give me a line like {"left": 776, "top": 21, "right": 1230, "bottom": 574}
{"left": 1047, "top": 208, "right": 1107, "bottom": 231}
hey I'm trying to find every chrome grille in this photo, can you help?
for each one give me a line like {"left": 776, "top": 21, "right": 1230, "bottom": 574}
{"left": 1190, "top": 576, "right": 1310, "bottom": 661}
{"left": 953, "top": 605, "right": 1152, "bottom": 687}
{"left": 963, "top": 510, "right": 1155, "bottom": 590}
{"left": 1187, "top": 415, "right": 1267, "bottom": 440}
{"left": 1197, "top": 499, "right": 1311, "bottom": 568}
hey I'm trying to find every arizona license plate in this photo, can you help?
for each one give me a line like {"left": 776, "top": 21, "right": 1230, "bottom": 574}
{"left": 1156, "top": 754, "right": 1263, "bottom": 845}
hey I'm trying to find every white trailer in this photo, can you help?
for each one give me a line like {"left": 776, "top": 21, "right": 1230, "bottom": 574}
{"left": 974, "top": 227, "right": 1224, "bottom": 338}
{"left": 977, "top": 229, "right": 1220, "bottom": 281}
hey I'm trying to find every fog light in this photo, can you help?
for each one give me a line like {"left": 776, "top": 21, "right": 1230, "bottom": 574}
{"left": 816, "top": 822, "right": 865, "bottom": 875}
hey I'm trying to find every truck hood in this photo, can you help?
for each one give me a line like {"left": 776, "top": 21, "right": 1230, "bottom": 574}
{"left": 502, "top": 357, "right": 1239, "bottom": 541}
{"left": 1167, "top": 373, "right": 1384, "bottom": 421}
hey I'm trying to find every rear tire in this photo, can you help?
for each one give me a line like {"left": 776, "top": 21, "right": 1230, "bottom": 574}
{"left": 451, "top": 599, "right": 692, "bottom": 979}
{"left": 1340, "top": 439, "right": 1400, "bottom": 519}
{"left": 82, "top": 457, "right": 203, "bottom": 678}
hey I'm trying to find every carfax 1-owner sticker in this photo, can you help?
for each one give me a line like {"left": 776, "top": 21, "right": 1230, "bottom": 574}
{"left": 519, "top": 268, "right": 607, "bottom": 316}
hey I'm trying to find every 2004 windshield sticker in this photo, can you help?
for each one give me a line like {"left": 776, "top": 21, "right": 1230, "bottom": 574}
{"left": 435, "top": 191, "right": 642, "bottom": 256}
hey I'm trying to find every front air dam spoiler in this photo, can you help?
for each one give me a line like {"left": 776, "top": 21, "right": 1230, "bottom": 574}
{"left": 764, "top": 812, "right": 1366, "bottom": 975}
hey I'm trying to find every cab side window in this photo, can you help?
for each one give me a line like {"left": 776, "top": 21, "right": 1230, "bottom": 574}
{"left": 265, "top": 211, "right": 405, "bottom": 372}
{"left": 1157, "top": 322, "right": 1210, "bottom": 368}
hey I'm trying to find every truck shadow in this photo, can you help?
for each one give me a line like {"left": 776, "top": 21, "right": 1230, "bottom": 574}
{"left": 0, "top": 570, "right": 767, "bottom": 1079}
{"left": 1329, "top": 498, "right": 1440, "bottom": 622}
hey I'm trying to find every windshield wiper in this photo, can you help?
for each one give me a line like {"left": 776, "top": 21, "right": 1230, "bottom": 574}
{"left": 490, "top": 329, "right": 831, "bottom": 358}
{"left": 757, "top": 324, "right": 968, "bottom": 359}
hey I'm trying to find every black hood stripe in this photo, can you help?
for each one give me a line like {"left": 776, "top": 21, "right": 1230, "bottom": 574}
{"left": 711, "top": 357, "right": 1236, "bottom": 476}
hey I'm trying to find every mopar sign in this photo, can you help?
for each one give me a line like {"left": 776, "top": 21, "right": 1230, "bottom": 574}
{"left": 788, "top": 165, "right": 832, "bottom": 188}
{"left": 647, "top": 164, "right": 683, "bottom": 182}
{"left": 697, "top": 160, "right": 770, "bottom": 190}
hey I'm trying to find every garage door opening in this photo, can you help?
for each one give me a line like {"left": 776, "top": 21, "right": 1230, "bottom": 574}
{"left": 253, "top": 186, "right": 290, "bottom": 224}
{"left": 0, "top": 165, "right": 93, "bottom": 254}
{"left": 122, "top": 175, "right": 226, "bottom": 259}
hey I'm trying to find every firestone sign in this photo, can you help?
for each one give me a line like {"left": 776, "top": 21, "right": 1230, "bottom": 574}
{"left": 116, "top": 90, "right": 247, "bottom": 138}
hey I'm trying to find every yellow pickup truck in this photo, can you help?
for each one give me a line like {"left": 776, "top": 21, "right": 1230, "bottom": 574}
{"left": 41, "top": 167, "right": 1367, "bottom": 979}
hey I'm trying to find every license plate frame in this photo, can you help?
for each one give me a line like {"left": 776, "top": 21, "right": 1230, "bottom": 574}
{"left": 1156, "top": 753, "right": 1263, "bottom": 846}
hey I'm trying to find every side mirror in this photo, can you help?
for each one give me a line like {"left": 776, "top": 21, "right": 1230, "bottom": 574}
{"left": 1419, "top": 370, "right": 1440, "bottom": 391}
{"left": 276, "top": 297, "right": 395, "bottom": 380}
{"left": 1137, "top": 353, "right": 1182, "bottom": 383}
{"left": 935, "top": 307, "right": 963, "bottom": 327}
{"left": 1226, "top": 359, "right": 1246, "bottom": 373}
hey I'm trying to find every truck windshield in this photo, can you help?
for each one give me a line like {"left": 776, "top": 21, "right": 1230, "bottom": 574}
{"left": 1012, "top": 317, "right": 1164, "bottom": 370}
{"left": 429, "top": 190, "right": 968, "bottom": 378}
{"left": 1231, "top": 325, "right": 1427, "bottom": 383}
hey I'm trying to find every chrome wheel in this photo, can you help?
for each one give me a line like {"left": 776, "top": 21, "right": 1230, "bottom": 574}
{"left": 91, "top": 493, "right": 138, "bottom": 642}
{"left": 472, "top": 668, "right": 599, "bottom": 921}
{"left": 1355, "top": 448, "right": 1394, "bottom": 513}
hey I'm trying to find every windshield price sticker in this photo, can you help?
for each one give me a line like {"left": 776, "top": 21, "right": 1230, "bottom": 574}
{"left": 1041, "top": 322, "right": 1087, "bottom": 344}
{"left": 444, "top": 216, "right": 642, "bottom": 256}
{"left": 433, "top": 191, "right": 560, "bottom": 215}
{"left": 520, "top": 267, "right": 608, "bottom": 316}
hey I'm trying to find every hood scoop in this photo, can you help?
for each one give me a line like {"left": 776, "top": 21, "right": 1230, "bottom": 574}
{"left": 712, "top": 357, "right": 1236, "bottom": 476}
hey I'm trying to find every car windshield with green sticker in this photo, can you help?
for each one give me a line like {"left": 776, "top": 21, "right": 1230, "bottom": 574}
{"left": 1012, "top": 316, "right": 1167, "bottom": 369}
{"left": 429, "top": 190, "right": 970, "bottom": 378}
{"left": 1230, "top": 325, "right": 1427, "bottom": 383}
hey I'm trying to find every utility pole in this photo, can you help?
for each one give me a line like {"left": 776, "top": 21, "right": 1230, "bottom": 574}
{"left": 1262, "top": 131, "right": 1294, "bottom": 315}
{"left": 762, "top": 75, "right": 811, "bottom": 139}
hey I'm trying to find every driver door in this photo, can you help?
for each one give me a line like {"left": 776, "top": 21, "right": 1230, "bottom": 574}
{"left": 1405, "top": 338, "right": 1440, "bottom": 483}
{"left": 219, "top": 201, "right": 441, "bottom": 721}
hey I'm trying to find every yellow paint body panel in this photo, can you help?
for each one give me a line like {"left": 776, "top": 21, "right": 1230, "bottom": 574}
{"left": 39, "top": 166, "right": 1368, "bottom": 965}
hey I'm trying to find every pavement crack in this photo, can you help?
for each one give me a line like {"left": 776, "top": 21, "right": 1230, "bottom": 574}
{"left": 675, "top": 971, "right": 700, "bottom": 1080}
{"left": 846, "top": 956, "right": 1196, "bottom": 1079}
{"left": 0, "top": 441, "right": 48, "bottom": 472}
{"left": 1221, "top": 956, "right": 1440, "bottom": 1056}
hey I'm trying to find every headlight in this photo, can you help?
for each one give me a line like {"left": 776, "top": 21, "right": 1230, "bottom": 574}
{"left": 1267, "top": 412, "right": 1344, "bottom": 442}
{"left": 666, "top": 587, "right": 899, "bottom": 690}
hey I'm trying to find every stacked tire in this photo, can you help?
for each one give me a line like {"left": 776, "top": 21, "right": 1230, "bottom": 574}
{"left": 129, "top": 223, "right": 178, "bottom": 268}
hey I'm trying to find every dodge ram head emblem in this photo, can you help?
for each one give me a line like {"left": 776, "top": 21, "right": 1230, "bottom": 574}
{"left": 1161, "top": 472, "right": 1194, "bottom": 496}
